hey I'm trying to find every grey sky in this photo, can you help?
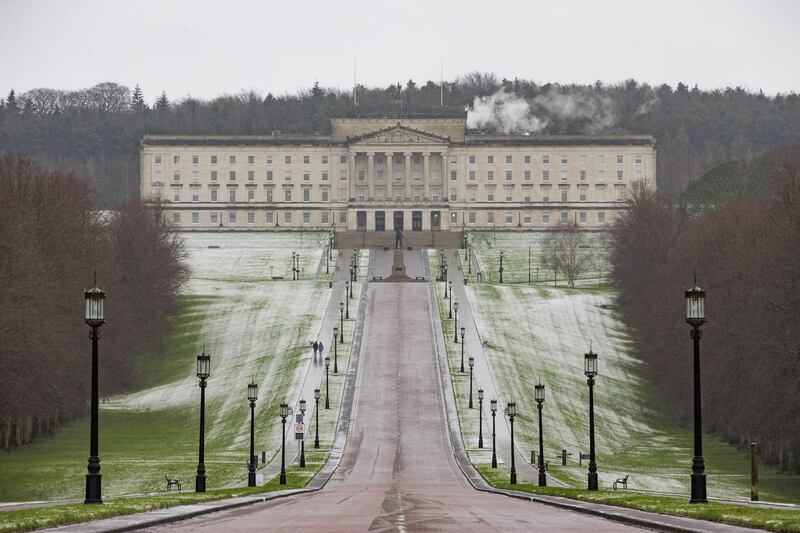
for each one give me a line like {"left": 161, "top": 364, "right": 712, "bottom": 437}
{"left": 2, "top": 0, "right": 799, "bottom": 103}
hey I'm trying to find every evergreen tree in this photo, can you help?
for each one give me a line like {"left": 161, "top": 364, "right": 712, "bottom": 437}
{"left": 155, "top": 91, "right": 169, "bottom": 111}
{"left": 131, "top": 84, "right": 147, "bottom": 112}
{"left": 5, "top": 89, "right": 19, "bottom": 113}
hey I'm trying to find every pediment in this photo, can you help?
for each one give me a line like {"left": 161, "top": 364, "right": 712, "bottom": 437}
{"left": 350, "top": 124, "right": 449, "bottom": 145}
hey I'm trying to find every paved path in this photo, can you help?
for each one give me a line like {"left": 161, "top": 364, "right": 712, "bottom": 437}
{"left": 152, "top": 255, "right": 640, "bottom": 532}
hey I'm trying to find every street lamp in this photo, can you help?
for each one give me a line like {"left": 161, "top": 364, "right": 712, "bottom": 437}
{"left": 299, "top": 399, "right": 306, "bottom": 468}
{"left": 454, "top": 303, "right": 459, "bottom": 343}
{"left": 460, "top": 327, "right": 466, "bottom": 372}
{"left": 477, "top": 389, "right": 484, "bottom": 448}
{"left": 468, "top": 356, "right": 475, "bottom": 408}
{"left": 314, "top": 388, "right": 321, "bottom": 448}
{"left": 448, "top": 281, "right": 453, "bottom": 300}
{"left": 326, "top": 247, "right": 330, "bottom": 274}
{"left": 340, "top": 302, "right": 345, "bottom": 337}
{"left": 445, "top": 279, "right": 449, "bottom": 298}
{"left": 499, "top": 251, "right": 504, "bottom": 284}
{"left": 448, "top": 288, "right": 453, "bottom": 319}
{"left": 247, "top": 380, "right": 258, "bottom": 487}
{"left": 507, "top": 401, "right": 517, "bottom": 484}
{"left": 84, "top": 282, "right": 105, "bottom": 504}
{"left": 535, "top": 383, "right": 546, "bottom": 486}
{"left": 295, "top": 252, "right": 300, "bottom": 280}
{"left": 352, "top": 257, "right": 358, "bottom": 282}
{"left": 686, "top": 280, "right": 708, "bottom": 503}
{"left": 324, "top": 356, "right": 331, "bottom": 409}
{"left": 333, "top": 326, "right": 339, "bottom": 374}
{"left": 279, "top": 403, "right": 289, "bottom": 484}
{"left": 196, "top": 351, "right": 211, "bottom": 492}
{"left": 585, "top": 347, "right": 598, "bottom": 491}
{"left": 490, "top": 399, "right": 498, "bottom": 468}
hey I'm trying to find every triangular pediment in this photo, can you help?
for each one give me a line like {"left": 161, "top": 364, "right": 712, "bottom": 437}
{"left": 350, "top": 124, "right": 449, "bottom": 145}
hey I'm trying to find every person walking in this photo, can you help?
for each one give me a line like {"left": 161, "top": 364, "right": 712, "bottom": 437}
{"left": 313, "top": 340, "right": 319, "bottom": 358}
{"left": 318, "top": 341, "right": 324, "bottom": 358}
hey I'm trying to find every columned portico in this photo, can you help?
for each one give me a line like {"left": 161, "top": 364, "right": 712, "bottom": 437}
{"left": 422, "top": 152, "right": 431, "bottom": 201}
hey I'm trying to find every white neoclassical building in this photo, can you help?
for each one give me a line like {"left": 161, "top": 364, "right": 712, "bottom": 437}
{"left": 140, "top": 116, "right": 656, "bottom": 231}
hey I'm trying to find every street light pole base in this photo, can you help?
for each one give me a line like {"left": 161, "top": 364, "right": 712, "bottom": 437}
{"left": 195, "top": 473, "right": 206, "bottom": 493}
{"left": 588, "top": 471, "right": 598, "bottom": 491}
{"left": 510, "top": 471, "right": 517, "bottom": 484}
{"left": 279, "top": 470, "right": 287, "bottom": 485}
{"left": 84, "top": 470, "right": 102, "bottom": 504}
{"left": 690, "top": 468, "right": 707, "bottom": 503}
{"left": 538, "top": 472, "right": 547, "bottom": 487}
{"left": 248, "top": 470, "right": 257, "bottom": 487}
{"left": 478, "top": 437, "right": 483, "bottom": 448}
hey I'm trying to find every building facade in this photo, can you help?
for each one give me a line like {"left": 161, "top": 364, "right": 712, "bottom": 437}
{"left": 140, "top": 117, "right": 656, "bottom": 231}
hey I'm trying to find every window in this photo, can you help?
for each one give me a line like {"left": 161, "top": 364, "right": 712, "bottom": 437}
{"left": 228, "top": 188, "right": 236, "bottom": 202}
{"left": 505, "top": 188, "right": 513, "bottom": 202}
{"left": 560, "top": 189, "right": 569, "bottom": 202}
{"left": 487, "top": 190, "right": 495, "bottom": 202}
{"left": 229, "top": 155, "right": 236, "bottom": 164}
{"left": 248, "top": 211, "right": 255, "bottom": 224}
{"left": 469, "top": 155, "right": 476, "bottom": 164}
{"left": 229, "top": 171, "right": 236, "bottom": 181}
{"left": 523, "top": 187, "right": 532, "bottom": 202}
{"left": 211, "top": 170, "right": 218, "bottom": 181}
{"left": 266, "top": 188, "right": 274, "bottom": 202}
{"left": 247, "top": 188, "right": 255, "bottom": 201}
{"left": 524, "top": 213, "right": 531, "bottom": 224}
{"left": 579, "top": 190, "right": 587, "bottom": 202}
{"left": 266, "top": 155, "right": 273, "bottom": 164}
{"left": 266, "top": 211, "right": 274, "bottom": 224}
{"left": 432, "top": 192, "right": 439, "bottom": 202}
{"left": 579, "top": 212, "right": 587, "bottom": 225}
{"left": 505, "top": 171, "right": 513, "bottom": 181}
{"left": 560, "top": 170, "right": 568, "bottom": 181}
{"left": 229, "top": 211, "right": 236, "bottom": 225}
{"left": 211, "top": 155, "right": 218, "bottom": 164}
{"left": 468, "top": 212, "right": 476, "bottom": 224}
{"left": 542, "top": 193, "right": 550, "bottom": 203}
{"left": 248, "top": 155, "right": 255, "bottom": 165}
{"left": 192, "top": 212, "right": 199, "bottom": 224}
{"left": 617, "top": 170, "right": 623, "bottom": 180}
{"left": 170, "top": 187, "right": 181, "bottom": 202}
{"left": 285, "top": 171, "right": 292, "bottom": 182}
{"left": 284, "top": 188, "right": 292, "bottom": 201}
{"left": 505, "top": 155, "right": 512, "bottom": 164}
{"left": 598, "top": 211, "right": 605, "bottom": 224}
{"left": 598, "top": 170, "right": 606, "bottom": 182}
{"left": 469, "top": 170, "right": 476, "bottom": 181}
{"left": 284, "top": 211, "right": 292, "bottom": 225}
{"left": 339, "top": 210, "right": 347, "bottom": 224}
{"left": 248, "top": 170, "right": 255, "bottom": 181}
{"left": 191, "top": 188, "right": 199, "bottom": 202}
{"left": 192, "top": 170, "right": 199, "bottom": 181}
{"left": 487, "top": 212, "right": 495, "bottom": 223}
{"left": 321, "top": 189, "right": 329, "bottom": 202}
{"left": 285, "top": 155, "right": 292, "bottom": 164}
{"left": 358, "top": 170, "right": 366, "bottom": 181}
{"left": 322, "top": 171, "right": 328, "bottom": 181}
{"left": 173, "top": 155, "right": 180, "bottom": 164}
{"left": 487, "top": 155, "right": 494, "bottom": 164}
{"left": 211, "top": 188, "right": 218, "bottom": 202}
{"left": 617, "top": 155, "right": 623, "bottom": 164}
{"left": 321, "top": 211, "right": 329, "bottom": 224}
{"left": 172, "top": 211, "right": 180, "bottom": 224}
{"left": 340, "top": 155, "right": 347, "bottom": 164}
{"left": 543, "top": 170, "right": 550, "bottom": 181}
{"left": 561, "top": 155, "right": 568, "bottom": 164}
{"left": 154, "top": 155, "right": 162, "bottom": 165}
{"left": 542, "top": 155, "right": 550, "bottom": 165}
{"left": 598, "top": 154, "right": 606, "bottom": 165}
{"left": 635, "top": 155, "right": 642, "bottom": 165}
{"left": 339, "top": 187, "right": 347, "bottom": 201}
{"left": 210, "top": 212, "right": 218, "bottom": 225}
{"left": 524, "top": 155, "right": 531, "bottom": 164}
{"left": 302, "top": 172, "right": 309, "bottom": 181}
{"left": 303, "top": 188, "right": 310, "bottom": 202}
{"left": 450, "top": 191, "right": 457, "bottom": 201}
{"left": 560, "top": 211, "right": 569, "bottom": 225}
{"left": 542, "top": 212, "right": 550, "bottom": 224}
{"left": 173, "top": 172, "right": 180, "bottom": 181}
{"left": 524, "top": 170, "right": 531, "bottom": 181}
{"left": 192, "top": 155, "right": 199, "bottom": 165}
{"left": 266, "top": 170, "right": 273, "bottom": 181}
{"left": 580, "top": 170, "right": 586, "bottom": 181}
{"left": 450, "top": 170, "right": 457, "bottom": 180}
{"left": 340, "top": 170, "right": 347, "bottom": 181}
{"left": 322, "top": 155, "right": 328, "bottom": 164}
{"left": 488, "top": 171, "right": 495, "bottom": 181}
{"left": 580, "top": 154, "right": 587, "bottom": 165}
{"left": 303, "top": 211, "right": 310, "bottom": 224}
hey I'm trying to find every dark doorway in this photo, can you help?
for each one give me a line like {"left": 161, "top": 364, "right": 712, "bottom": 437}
{"left": 431, "top": 211, "right": 441, "bottom": 230}
{"left": 356, "top": 211, "right": 367, "bottom": 231}
{"left": 412, "top": 211, "right": 422, "bottom": 231}
{"left": 393, "top": 211, "right": 404, "bottom": 231}
{"left": 375, "top": 211, "right": 385, "bottom": 231}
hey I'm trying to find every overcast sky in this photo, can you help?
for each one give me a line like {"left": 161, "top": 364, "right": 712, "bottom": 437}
{"left": 2, "top": 0, "right": 799, "bottom": 103}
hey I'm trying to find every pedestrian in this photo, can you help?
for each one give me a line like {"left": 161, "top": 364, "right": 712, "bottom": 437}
{"left": 318, "top": 341, "right": 324, "bottom": 358}
{"left": 313, "top": 340, "right": 319, "bottom": 357}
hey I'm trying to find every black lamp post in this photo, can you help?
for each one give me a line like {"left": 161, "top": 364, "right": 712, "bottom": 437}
{"left": 448, "top": 289, "right": 453, "bottom": 319}
{"left": 333, "top": 326, "right": 339, "bottom": 374}
{"left": 507, "top": 401, "right": 517, "bottom": 484}
{"left": 499, "top": 251, "right": 504, "bottom": 284}
{"left": 314, "top": 388, "right": 320, "bottom": 448}
{"left": 279, "top": 403, "right": 289, "bottom": 484}
{"left": 340, "top": 302, "right": 346, "bottom": 336}
{"left": 460, "top": 327, "right": 466, "bottom": 372}
{"left": 468, "top": 247, "right": 472, "bottom": 274}
{"left": 326, "top": 248, "right": 330, "bottom": 274}
{"left": 247, "top": 380, "right": 258, "bottom": 487}
{"left": 295, "top": 252, "right": 300, "bottom": 280}
{"left": 585, "top": 348, "right": 598, "bottom": 491}
{"left": 535, "top": 383, "right": 546, "bottom": 486}
{"left": 490, "top": 399, "right": 498, "bottom": 468}
{"left": 448, "top": 281, "right": 453, "bottom": 300}
{"left": 468, "top": 356, "right": 475, "bottom": 408}
{"left": 84, "top": 282, "right": 105, "bottom": 504}
{"left": 352, "top": 257, "right": 358, "bottom": 282}
{"left": 454, "top": 302, "right": 459, "bottom": 343}
{"left": 292, "top": 252, "right": 298, "bottom": 281}
{"left": 196, "top": 351, "right": 211, "bottom": 492}
{"left": 686, "top": 281, "right": 708, "bottom": 503}
{"left": 324, "top": 356, "right": 331, "bottom": 409}
{"left": 477, "top": 389, "right": 484, "bottom": 448}
{"left": 299, "top": 399, "right": 306, "bottom": 468}
{"left": 444, "top": 279, "right": 449, "bottom": 298}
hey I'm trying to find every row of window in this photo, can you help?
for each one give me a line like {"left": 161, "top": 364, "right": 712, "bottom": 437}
{"left": 470, "top": 154, "right": 643, "bottom": 165}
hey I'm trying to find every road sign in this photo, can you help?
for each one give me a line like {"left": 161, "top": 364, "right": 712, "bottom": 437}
{"left": 295, "top": 422, "right": 305, "bottom": 440}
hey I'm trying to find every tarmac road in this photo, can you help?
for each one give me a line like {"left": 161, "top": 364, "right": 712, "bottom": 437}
{"left": 151, "top": 276, "right": 642, "bottom": 532}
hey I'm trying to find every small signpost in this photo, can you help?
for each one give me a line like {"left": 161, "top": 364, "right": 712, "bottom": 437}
{"left": 295, "top": 413, "right": 305, "bottom": 440}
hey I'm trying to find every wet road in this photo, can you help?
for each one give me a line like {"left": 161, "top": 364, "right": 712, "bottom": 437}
{"left": 153, "top": 279, "right": 642, "bottom": 532}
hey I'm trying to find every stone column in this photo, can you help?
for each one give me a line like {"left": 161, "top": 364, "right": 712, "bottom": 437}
{"left": 404, "top": 152, "right": 412, "bottom": 201}
{"left": 423, "top": 152, "right": 431, "bottom": 201}
{"left": 348, "top": 153, "right": 356, "bottom": 201}
{"left": 385, "top": 152, "right": 394, "bottom": 199}
{"left": 441, "top": 151, "right": 448, "bottom": 203}
{"left": 367, "top": 152, "right": 375, "bottom": 201}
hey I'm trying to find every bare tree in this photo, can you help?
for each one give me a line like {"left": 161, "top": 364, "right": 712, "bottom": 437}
{"left": 544, "top": 222, "right": 592, "bottom": 288}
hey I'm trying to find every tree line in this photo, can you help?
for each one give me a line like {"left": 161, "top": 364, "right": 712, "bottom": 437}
{"left": 2, "top": 74, "right": 800, "bottom": 205}
{"left": 0, "top": 155, "right": 187, "bottom": 449}
{"left": 609, "top": 149, "right": 800, "bottom": 473}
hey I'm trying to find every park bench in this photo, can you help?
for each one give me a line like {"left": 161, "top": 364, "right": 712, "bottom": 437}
{"left": 165, "top": 474, "right": 182, "bottom": 491}
{"left": 613, "top": 474, "right": 629, "bottom": 490}
{"left": 579, "top": 452, "right": 591, "bottom": 466}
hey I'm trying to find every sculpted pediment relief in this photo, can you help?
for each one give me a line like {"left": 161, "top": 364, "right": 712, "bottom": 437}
{"left": 351, "top": 125, "right": 448, "bottom": 145}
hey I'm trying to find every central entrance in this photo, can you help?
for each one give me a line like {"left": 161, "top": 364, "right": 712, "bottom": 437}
{"left": 375, "top": 211, "right": 385, "bottom": 231}
{"left": 412, "top": 211, "right": 422, "bottom": 231}
{"left": 356, "top": 211, "right": 367, "bottom": 231}
{"left": 393, "top": 211, "right": 404, "bottom": 231}
{"left": 431, "top": 211, "right": 440, "bottom": 230}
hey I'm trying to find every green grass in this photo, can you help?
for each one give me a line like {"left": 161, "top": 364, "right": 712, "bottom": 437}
{"left": 475, "top": 464, "right": 800, "bottom": 532}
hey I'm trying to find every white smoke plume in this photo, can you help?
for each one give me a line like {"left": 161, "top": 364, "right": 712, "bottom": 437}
{"left": 532, "top": 88, "right": 617, "bottom": 134}
{"left": 466, "top": 89, "right": 549, "bottom": 133}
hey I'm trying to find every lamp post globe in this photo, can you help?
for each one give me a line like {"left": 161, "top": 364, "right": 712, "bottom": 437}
{"left": 314, "top": 388, "right": 321, "bottom": 448}
{"left": 507, "top": 401, "right": 517, "bottom": 484}
{"left": 299, "top": 399, "right": 306, "bottom": 468}
{"left": 247, "top": 380, "right": 258, "bottom": 487}
{"left": 84, "top": 282, "right": 105, "bottom": 504}
{"left": 535, "top": 383, "right": 546, "bottom": 486}
{"left": 477, "top": 388, "right": 484, "bottom": 448}
{"left": 468, "top": 356, "right": 475, "bottom": 409}
{"left": 686, "top": 280, "right": 708, "bottom": 503}
{"left": 490, "top": 399, "right": 498, "bottom": 468}
{"left": 584, "top": 347, "right": 599, "bottom": 491}
{"left": 195, "top": 351, "right": 211, "bottom": 492}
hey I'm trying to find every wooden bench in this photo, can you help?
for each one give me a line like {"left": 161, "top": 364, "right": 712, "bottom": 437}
{"left": 613, "top": 474, "right": 629, "bottom": 490}
{"left": 165, "top": 474, "right": 181, "bottom": 491}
